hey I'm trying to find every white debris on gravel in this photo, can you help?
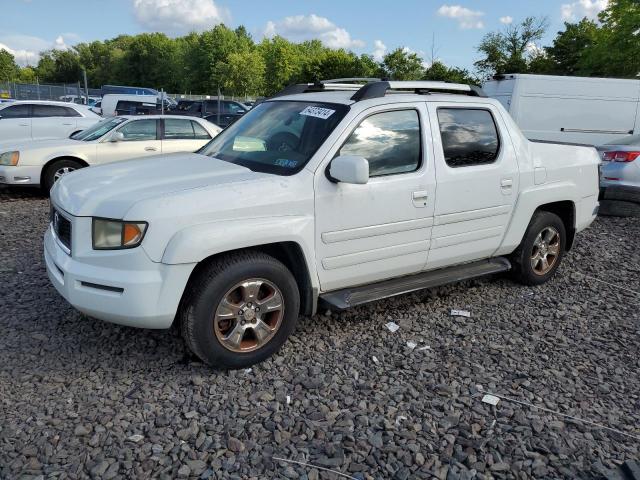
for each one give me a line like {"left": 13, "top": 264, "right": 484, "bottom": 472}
{"left": 406, "top": 341, "right": 417, "bottom": 350}
{"left": 385, "top": 321, "right": 400, "bottom": 332}
{"left": 482, "top": 394, "right": 500, "bottom": 406}
{"left": 450, "top": 309, "right": 471, "bottom": 318}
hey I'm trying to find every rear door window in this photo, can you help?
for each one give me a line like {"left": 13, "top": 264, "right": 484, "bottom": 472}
{"left": 33, "top": 105, "right": 80, "bottom": 117}
{"left": 164, "top": 118, "right": 196, "bottom": 139}
{"left": 437, "top": 108, "right": 500, "bottom": 167}
{"left": 192, "top": 121, "right": 211, "bottom": 139}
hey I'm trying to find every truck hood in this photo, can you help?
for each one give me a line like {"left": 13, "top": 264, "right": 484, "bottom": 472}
{"left": 52, "top": 152, "right": 261, "bottom": 217}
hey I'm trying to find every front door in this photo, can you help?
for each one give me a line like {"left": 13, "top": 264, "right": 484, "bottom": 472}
{"left": 425, "top": 103, "right": 519, "bottom": 270}
{"left": 96, "top": 118, "right": 162, "bottom": 164}
{"left": 314, "top": 104, "right": 436, "bottom": 292}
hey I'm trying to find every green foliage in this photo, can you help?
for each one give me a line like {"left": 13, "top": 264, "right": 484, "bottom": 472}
{"left": 382, "top": 48, "right": 424, "bottom": 80}
{"left": 0, "top": 49, "right": 20, "bottom": 81}
{"left": 423, "top": 61, "right": 479, "bottom": 85}
{"left": 475, "top": 16, "right": 549, "bottom": 78}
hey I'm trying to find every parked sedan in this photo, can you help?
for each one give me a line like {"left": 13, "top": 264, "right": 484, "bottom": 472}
{"left": 598, "top": 134, "right": 640, "bottom": 196}
{"left": 0, "top": 115, "right": 221, "bottom": 191}
{"left": 0, "top": 100, "right": 101, "bottom": 143}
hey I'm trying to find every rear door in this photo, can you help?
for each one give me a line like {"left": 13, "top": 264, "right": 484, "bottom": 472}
{"left": 0, "top": 104, "right": 32, "bottom": 142}
{"left": 32, "top": 104, "right": 79, "bottom": 139}
{"left": 96, "top": 118, "right": 161, "bottom": 164}
{"left": 425, "top": 102, "right": 519, "bottom": 270}
{"left": 161, "top": 118, "right": 213, "bottom": 154}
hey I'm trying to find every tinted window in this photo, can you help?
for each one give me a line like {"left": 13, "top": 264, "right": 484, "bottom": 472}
{"left": 118, "top": 119, "right": 157, "bottom": 141}
{"left": 33, "top": 105, "right": 80, "bottom": 117}
{"left": 226, "top": 102, "right": 246, "bottom": 114}
{"left": 0, "top": 104, "right": 30, "bottom": 118}
{"left": 164, "top": 119, "right": 196, "bottom": 139}
{"left": 191, "top": 121, "right": 211, "bottom": 140}
{"left": 339, "top": 110, "right": 421, "bottom": 177}
{"left": 437, "top": 108, "right": 499, "bottom": 167}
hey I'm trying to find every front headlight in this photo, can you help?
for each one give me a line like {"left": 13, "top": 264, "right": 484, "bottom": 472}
{"left": 0, "top": 151, "right": 19, "bottom": 166}
{"left": 92, "top": 218, "right": 148, "bottom": 250}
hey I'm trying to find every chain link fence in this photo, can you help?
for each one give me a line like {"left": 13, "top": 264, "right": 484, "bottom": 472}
{"left": 0, "top": 82, "right": 101, "bottom": 103}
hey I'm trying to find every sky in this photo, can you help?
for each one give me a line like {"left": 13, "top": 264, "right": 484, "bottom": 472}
{"left": 0, "top": 0, "right": 609, "bottom": 71}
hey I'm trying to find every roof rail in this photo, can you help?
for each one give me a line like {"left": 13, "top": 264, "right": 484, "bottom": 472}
{"left": 269, "top": 79, "right": 486, "bottom": 101}
{"left": 269, "top": 78, "right": 380, "bottom": 98}
{"left": 351, "top": 81, "right": 486, "bottom": 101}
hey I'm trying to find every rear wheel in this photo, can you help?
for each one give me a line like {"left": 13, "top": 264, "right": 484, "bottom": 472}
{"left": 42, "top": 159, "right": 84, "bottom": 193}
{"left": 180, "top": 251, "right": 300, "bottom": 369}
{"left": 511, "top": 211, "right": 566, "bottom": 286}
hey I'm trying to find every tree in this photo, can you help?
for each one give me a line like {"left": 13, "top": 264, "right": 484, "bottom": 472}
{"left": 382, "top": 48, "right": 424, "bottom": 80}
{"left": 0, "top": 49, "right": 20, "bottom": 82}
{"left": 537, "top": 19, "right": 601, "bottom": 75}
{"left": 259, "top": 36, "right": 304, "bottom": 95}
{"left": 588, "top": 0, "right": 640, "bottom": 78}
{"left": 475, "top": 16, "right": 549, "bottom": 78}
{"left": 219, "top": 50, "right": 265, "bottom": 96}
{"left": 423, "top": 61, "right": 479, "bottom": 85}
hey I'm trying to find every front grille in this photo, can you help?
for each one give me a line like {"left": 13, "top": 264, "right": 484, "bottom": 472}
{"left": 51, "top": 207, "right": 72, "bottom": 253}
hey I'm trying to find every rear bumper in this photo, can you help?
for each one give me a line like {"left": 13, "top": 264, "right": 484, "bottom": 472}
{"left": 44, "top": 226, "right": 195, "bottom": 329}
{"left": 0, "top": 165, "right": 41, "bottom": 185}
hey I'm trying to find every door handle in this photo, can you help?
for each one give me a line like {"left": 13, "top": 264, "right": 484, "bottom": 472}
{"left": 412, "top": 190, "right": 429, "bottom": 207}
{"left": 145, "top": 146, "right": 157, "bottom": 152}
{"left": 62, "top": 123, "right": 73, "bottom": 126}
{"left": 500, "top": 178, "right": 513, "bottom": 187}
{"left": 19, "top": 123, "right": 29, "bottom": 127}
{"left": 412, "top": 190, "right": 429, "bottom": 200}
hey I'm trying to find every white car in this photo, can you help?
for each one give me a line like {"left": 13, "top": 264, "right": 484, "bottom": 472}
{"left": 45, "top": 80, "right": 599, "bottom": 369}
{"left": 0, "top": 115, "right": 221, "bottom": 191}
{"left": 0, "top": 100, "right": 101, "bottom": 143}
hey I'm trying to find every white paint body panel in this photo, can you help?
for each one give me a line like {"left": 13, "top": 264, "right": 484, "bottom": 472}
{"left": 45, "top": 91, "right": 599, "bottom": 330}
{"left": 483, "top": 74, "right": 640, "bottom": 146}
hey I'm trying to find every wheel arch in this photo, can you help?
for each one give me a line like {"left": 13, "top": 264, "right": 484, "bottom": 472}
{"left": 179, "top": 242, "right": 316, "bottom": 317}
{"left": 42, "top": 156, "right": 90, "bottom": 176}
{"left": 535, "top": 200, "right": 576, "bottom": 250}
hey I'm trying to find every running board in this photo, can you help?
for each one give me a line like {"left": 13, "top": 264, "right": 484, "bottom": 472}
{"left": 319, "top": 257, "right": 511, "bottom": 310}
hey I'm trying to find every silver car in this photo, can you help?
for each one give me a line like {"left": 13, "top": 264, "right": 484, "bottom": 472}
{"left": 598, "top": 134, "right": 640, "bottom": 195}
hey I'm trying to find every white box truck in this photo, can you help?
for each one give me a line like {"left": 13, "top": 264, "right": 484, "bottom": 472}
{"left": 483, "top": 74, "right": 640, "bottom": 146}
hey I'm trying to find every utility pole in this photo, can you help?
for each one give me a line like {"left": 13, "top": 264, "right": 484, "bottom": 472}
{"left": 83, "top": 69, "right": 89, "bottom": 105}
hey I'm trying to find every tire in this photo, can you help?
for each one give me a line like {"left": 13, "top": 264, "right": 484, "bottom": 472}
{"left": 42, "top": 158, "right": 84, "bottom": 193}
{"left": 180, "top": 251, "right": 300, "bottom": 369}
{"left": 598, "top": 199, "right": 640, "bottom": 218}
{"left": 602, "top": 186, "right": 640, "bottom": 205}
{"left": 510, "top": 211, "right": 566, "bottom": 286}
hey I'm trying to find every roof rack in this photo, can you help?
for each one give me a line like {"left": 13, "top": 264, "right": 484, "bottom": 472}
{"left": 270, "top": 79, "right": 486, "bottom": 101}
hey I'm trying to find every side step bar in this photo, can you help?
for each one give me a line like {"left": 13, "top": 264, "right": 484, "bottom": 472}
{"left": 319, "top": 257, "right": 511, "bottom": 310}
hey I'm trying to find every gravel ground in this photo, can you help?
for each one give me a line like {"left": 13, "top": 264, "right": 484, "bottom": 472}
{"left": 1, "top": 186, "right": 639, "bottom": 480}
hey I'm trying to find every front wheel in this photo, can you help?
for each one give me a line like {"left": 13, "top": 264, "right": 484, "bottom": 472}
{"left": 42, "top": 159, "right": 84, "bottom": 193}
{"left": 180, "top": 251, "right": 300, "bottom": 369}
{"left": 511, "top": 211, "right": 566, "bottom": 286}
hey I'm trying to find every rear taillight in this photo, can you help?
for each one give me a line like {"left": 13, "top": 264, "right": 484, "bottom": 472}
{"left": 603, "top": 151, "right": 640, "bottom": 162}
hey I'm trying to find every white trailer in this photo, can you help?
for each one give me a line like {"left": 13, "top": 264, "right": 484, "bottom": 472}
{"left": 483, "top": 74, "right": 640, "bottom": 146}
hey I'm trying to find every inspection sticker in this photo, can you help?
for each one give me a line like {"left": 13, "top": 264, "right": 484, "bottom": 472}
{"left": 300, "top": 106, "right": 335, "bottom": 120}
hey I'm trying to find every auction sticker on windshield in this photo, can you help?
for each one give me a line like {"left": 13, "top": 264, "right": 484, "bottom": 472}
{"left": 300, "top": 106, "right": 335, "bottom": 120}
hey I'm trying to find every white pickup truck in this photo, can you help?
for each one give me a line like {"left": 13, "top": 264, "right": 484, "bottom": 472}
{"left": 45, "top": 80, "right": 600, "bottom": 368}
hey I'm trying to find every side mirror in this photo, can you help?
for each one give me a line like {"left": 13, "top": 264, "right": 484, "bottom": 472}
{"left": 110, "top": 131, "right": 125, "bottom": 142}
{"left": 329, "top": 155, "right": 369, "bottom": 184}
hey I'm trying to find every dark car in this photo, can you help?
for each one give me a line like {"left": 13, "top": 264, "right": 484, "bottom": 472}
{"left": 170, "top": 99, "right": 249, "bottom": 128}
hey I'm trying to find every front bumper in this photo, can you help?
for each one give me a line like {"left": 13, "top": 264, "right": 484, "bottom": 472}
{"left": 44, "top": 225, "right": 195, "bottom": 329}
{"left": 0, "top": 165, "right": 41, "bottom": 185}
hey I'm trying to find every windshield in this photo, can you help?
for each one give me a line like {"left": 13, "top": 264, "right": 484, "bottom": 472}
{"left": 606, "top": 134, "right": 640, "bottom": 146}
{"left": 71, "top": 117, "right": 127, "bottom": 141}
{"left": 199, "top": 100, "right": 349, "bottom": 175}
